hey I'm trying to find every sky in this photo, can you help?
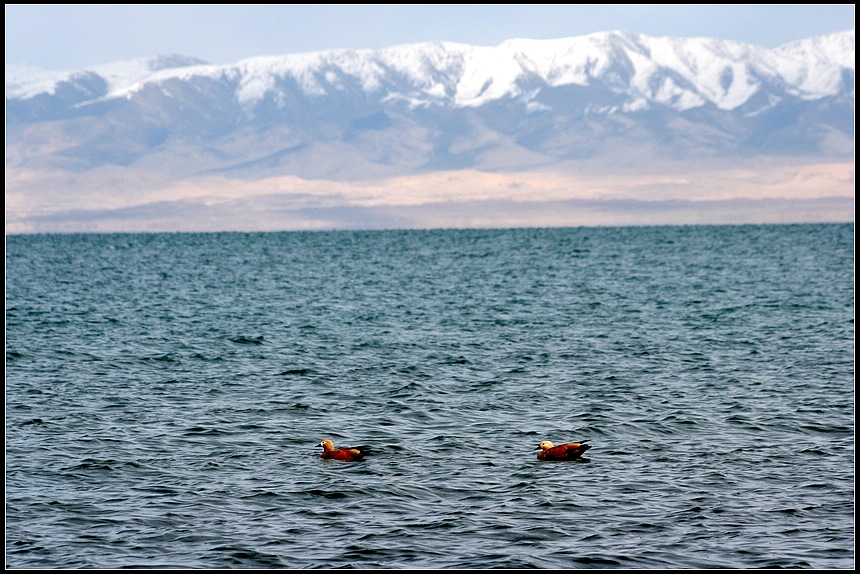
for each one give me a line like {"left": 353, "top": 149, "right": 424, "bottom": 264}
{"left": 5, "top": 4, "right": 855, "bottom": 71}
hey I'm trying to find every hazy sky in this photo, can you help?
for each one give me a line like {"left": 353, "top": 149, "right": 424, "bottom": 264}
{"left": 5, "top": 4, "right": 855, "bottom": 70}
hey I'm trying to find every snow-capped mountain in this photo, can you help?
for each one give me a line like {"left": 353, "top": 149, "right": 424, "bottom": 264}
{"left": 6, "top": 30, "right": 854, "bottom": 180}
{"left": 7, "top": 30, "right": 854, "bottom": 110}
{"left": 4, "top": 30, "right": 855, "bottom": 234}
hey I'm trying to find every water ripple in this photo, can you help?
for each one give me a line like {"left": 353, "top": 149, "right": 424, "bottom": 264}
{"left": 5, "top": 224, "right": 854, "bottom": 568}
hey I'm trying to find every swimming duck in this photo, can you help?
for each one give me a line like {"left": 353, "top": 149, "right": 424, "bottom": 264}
{"left": 535, "top": 440, "right": 591, "bottom": 461}
{"left": 316, "top": 439, "right": 371, "bottom": 461}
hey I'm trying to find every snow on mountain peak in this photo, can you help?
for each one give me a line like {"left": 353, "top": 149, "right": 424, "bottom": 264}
{"left": 5, "top": 30, "right": 854, "bottom": 113}
{"left": 5, "top": 54, "right": 210, "bottom": 100}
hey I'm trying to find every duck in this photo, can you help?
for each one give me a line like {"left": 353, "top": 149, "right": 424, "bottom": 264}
{"left": 316, "top": 439, "right": 371, "bottom": 461}
{"left": 535, "top": 439, "right": 591, "bottom": 461}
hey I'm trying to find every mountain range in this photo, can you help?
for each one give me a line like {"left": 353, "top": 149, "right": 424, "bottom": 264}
{"left": 5, "top": 29, "right": 855, "bottom": 233}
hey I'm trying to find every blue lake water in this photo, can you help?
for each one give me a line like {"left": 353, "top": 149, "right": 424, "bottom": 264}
{"left": 5, "top": 224, "right": 855, "bottom": 568}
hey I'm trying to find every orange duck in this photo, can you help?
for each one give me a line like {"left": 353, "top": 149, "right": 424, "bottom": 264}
{"left": 316, "top": 439, "right": 371, "bottom": 461}
{"left": 535, "top": 440, "right": 591, "bottom": 461}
